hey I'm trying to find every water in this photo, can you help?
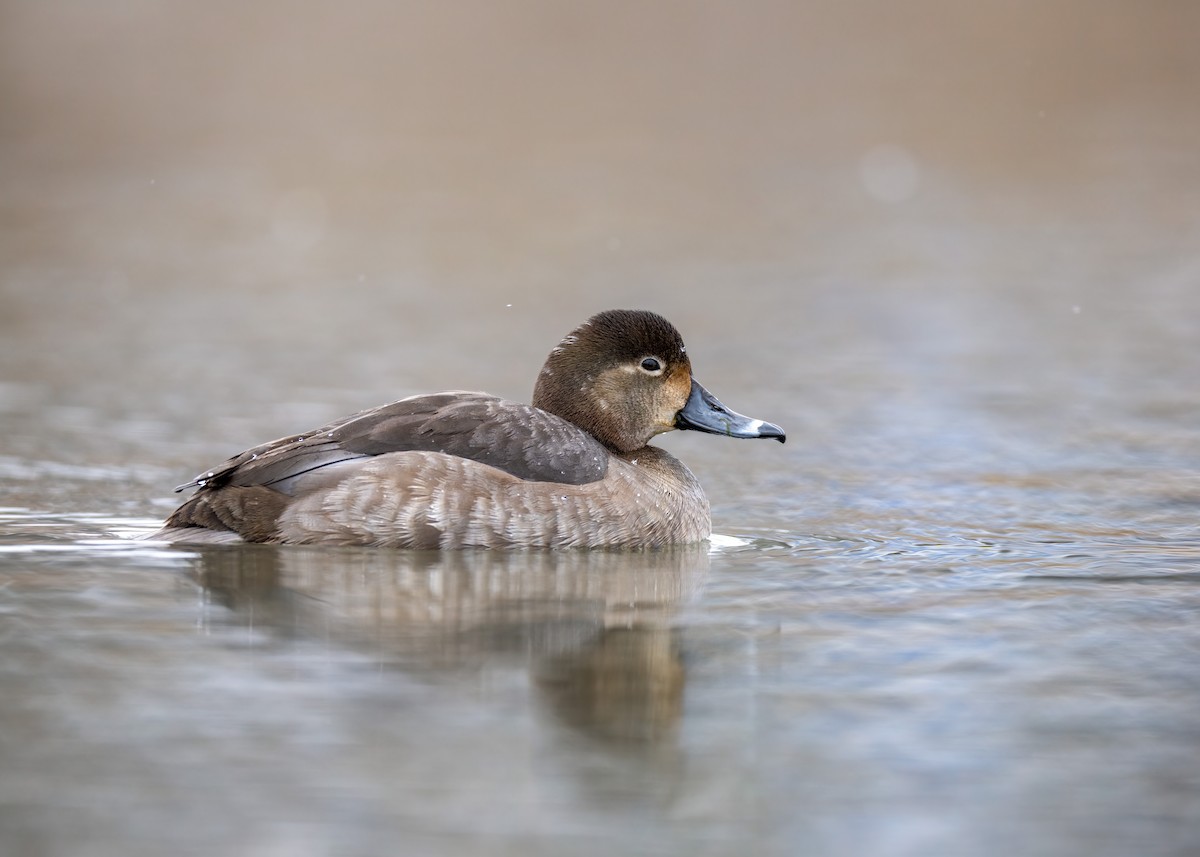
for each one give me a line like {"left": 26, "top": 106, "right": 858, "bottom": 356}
{"left": 3, "top": 3, "right": 1200, "bottom": 855}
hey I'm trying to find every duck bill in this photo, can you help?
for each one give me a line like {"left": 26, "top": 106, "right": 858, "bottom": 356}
{"left": 675, "top": 379, "right": 786, "bottom": 443}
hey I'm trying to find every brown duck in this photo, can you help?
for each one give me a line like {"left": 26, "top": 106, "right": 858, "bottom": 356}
{"left": 150, "top": 309, "right": 785, "bottom": 548}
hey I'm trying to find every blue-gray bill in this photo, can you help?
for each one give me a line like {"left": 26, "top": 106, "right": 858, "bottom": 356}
{"left": 674, "top": 380, "right": 786, "bottom": 443}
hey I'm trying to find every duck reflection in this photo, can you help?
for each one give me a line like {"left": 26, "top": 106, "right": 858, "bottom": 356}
{"left": 187, "top": 544, "right": 708, "bottom": 744}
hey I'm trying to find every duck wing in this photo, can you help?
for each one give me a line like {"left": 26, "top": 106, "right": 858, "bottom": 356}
{"left": 175, "top": 392, "right": 610, "bottom": 496}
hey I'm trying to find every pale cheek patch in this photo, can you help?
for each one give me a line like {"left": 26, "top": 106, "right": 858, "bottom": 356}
{"left": 661, "top": 370, "right": 692, "bottom": 417}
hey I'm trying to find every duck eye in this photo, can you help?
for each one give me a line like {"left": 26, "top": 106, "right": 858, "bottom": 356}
{"left": 639, "top": 357, "right": 663, "bottom": 374}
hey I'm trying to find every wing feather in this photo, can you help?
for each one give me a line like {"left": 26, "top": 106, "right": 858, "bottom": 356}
{"left": 175, "top": 392, "right": 609, "bottom": 497}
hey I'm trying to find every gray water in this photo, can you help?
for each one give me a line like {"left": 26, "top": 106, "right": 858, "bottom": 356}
{"left": 2, "top": 3, "right": 1199, "bottom": 855}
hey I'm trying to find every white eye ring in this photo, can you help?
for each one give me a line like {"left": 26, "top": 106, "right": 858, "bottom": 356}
{"left": 638, "top": 356, "right": 664, "bottom": 375}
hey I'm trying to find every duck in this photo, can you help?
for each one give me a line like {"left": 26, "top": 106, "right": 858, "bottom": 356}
{"left": 149, "top": 309, "right": 785, "bottom": 548}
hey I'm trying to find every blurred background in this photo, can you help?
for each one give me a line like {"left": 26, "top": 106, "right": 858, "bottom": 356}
{"left": 2, "top": 0, "right": 1197, "bottom": 494}
{"left": 2, "top": 3, "right": 1200, "bottom": 856}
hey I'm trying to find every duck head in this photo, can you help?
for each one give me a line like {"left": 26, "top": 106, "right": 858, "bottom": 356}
{"left": 532, "top": 309, "right": 786, "bottom": 453}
